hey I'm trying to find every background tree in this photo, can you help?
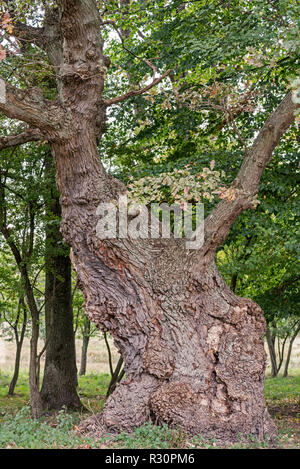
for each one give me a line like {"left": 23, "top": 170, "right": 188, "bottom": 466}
{"left": 0, "top": 256, "right": 28, "bottom": 396}
{"left": 0, "top": 141, "right": 45, "bottom": 417}
{"left": 0, "top": 0, "right": 299, "bottom": 442}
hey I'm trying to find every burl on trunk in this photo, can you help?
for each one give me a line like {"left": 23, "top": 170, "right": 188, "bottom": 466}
{"left": 1, "top": 0, "right": 298, "bottom": 443}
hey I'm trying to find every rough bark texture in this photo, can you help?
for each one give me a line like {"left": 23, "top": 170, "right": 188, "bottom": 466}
{"left": 40, "top": 158, "right": 81, "bottom": 410}
{"left": 51, "top": 117, "right": 276, "bottom": 440}
{"left": 75, "top": 250, "right": 277, "bottom": 442}
{"left": 1, "top": 0, "right": 299, "bottom": 442}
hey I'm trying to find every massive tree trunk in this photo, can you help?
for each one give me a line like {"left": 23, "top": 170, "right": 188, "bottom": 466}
{"left": 1, "top": 0, "right": 299, "bottom": 443}
{"left": 50, "top": 129, "right": 276, "bottom": 442}
{"left": 79, "top": 316, "right": 91, "bottom": 376}
{"left": 40, "top": 157, "right": 82, "bottom": 410}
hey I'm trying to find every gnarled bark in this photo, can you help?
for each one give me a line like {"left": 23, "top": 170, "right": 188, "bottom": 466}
{"left": 50, "top": 123, "right": 276, "bottom": 441}
{"left": 1, "top": 0, "right": 299, "bottom": 442}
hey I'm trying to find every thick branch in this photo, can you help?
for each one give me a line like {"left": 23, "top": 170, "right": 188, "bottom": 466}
{"left": 104, "top": 70, "right": 171, "bottom": 106}
{"left": 202, "top": 92, "right": 299, "bottom": 256}
{"left": 0, "top": 78, "right": 66, "bottom": 136}
{"left": 2, "top": 3, "right": 63, "bottom": 79}
{"left": 13, "top": 7, "right": 62, "bottom": 69}
{"left": 0, "top": 128, "right": 43, "bottom": 150}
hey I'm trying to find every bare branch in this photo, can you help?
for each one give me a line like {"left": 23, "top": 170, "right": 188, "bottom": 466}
{"left": 104, "top": 69, "right": 171, "bottom": 106}
{"left": 0, "top": 128, "right": 43, "bottom": 150}
{"left": 225, "top": 106, "right": 248, "bottom": 156}
{"left": 12, "top": 23, "right": 45, "bottom": 49}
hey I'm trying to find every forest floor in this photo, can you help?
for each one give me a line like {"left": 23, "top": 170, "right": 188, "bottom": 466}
{"left": 0, "top": 371, "right": 299, "bottom": 449}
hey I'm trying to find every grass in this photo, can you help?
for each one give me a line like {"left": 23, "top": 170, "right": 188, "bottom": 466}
{"left": 0, "top": 370, "right": 299, "bottom": 449}
{"left": 264, "top": 375, "right": 300, "bottom": 449}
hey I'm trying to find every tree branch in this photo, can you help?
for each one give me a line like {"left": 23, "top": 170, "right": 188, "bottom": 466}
{"left": 0, "top": 128, "right": 43, "bottom": 150}
{"left": 12, "top": 23, "right": 45, "bottom": 49}
{"left": 104, "top": 69, "right": 171, "bottom": 106}
{"left": 101, "top": 18, "right": 158, "bottom": 74}
{"left": 202, "top": 92, "right": 299, "bottom": 257}
{"left": 0, "top": 77, "right": 66, "bottom": 136}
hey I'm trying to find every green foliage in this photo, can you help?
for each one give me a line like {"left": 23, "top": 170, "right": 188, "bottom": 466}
{"left": 0, "top": 371, "right": 299, "bottom": 449}
{"left": 0, "top": 372, "right": 111, "bottom": 449}
{"left": 0, "top": 0, "right": 299, "bottom": 449}
{"left": 0, "top": 406, "right": 97, "bottom": 449}
{"left": 104, "top": 421, "right": 187, "bottom": 449}
{"left": 264, "top": 375, "right": 300, "bottom": 406}
{"left": 127, "top": 163, "right": 226, "bottom": 205}
{"left": 78, "top": 373, "right": 110, "bottom": 413}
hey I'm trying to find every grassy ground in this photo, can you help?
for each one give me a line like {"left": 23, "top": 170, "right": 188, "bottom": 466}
{"left": 0, "top": 333, "right": 299, "bottom": 448}
{"left": 264, "top": 375, "right": 300, "bottom": 449}
{"left": 0, "top": 335, "right": 120, "bottom": 375}
{"left": 0, "top": 370, "right": 299, "bottom": 449}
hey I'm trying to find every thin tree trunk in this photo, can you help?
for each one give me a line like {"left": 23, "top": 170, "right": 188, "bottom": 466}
{"left": 276, "top": 333, "right": 289, "bottom": 375}
{"left": 103, "top": 332, "right": 125, "bottom": 397}
{"left": 230, "top": 273, "right": 238, "bottom": 293}
{"left": 20, "top": 267, "right": 43, "bottom": 418}
{"left": 106, "top": 356, "right": 125, "bottom": 398}
{"left": 79, "top": 316, "right": 91, "bottom": 376}
{"left": 8, "top": 299, "right": 27, "bottom": 396}
{"left": 103, "top": 332, "right": 114, "bottom": 377}
{"left": 8, "top": 341, "right": 22, "bottom": 396}
{"left": 0, "top": 168, "right": 43, "bottom": 417}
{"left": 29, "top": 308, "right": 43, "bottom": 419}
